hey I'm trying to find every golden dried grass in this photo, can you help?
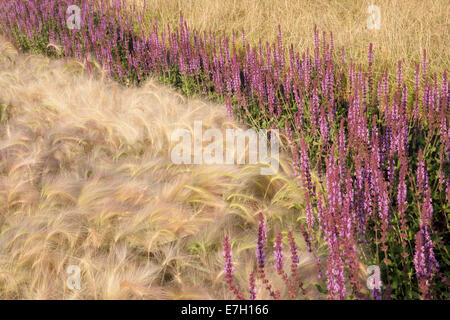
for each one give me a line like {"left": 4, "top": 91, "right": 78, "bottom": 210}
{"left": 0, "top": 36, "right": 333, "bottom": 299}
{"left": 132, "top": 0, "right": 449, "bottom": 78}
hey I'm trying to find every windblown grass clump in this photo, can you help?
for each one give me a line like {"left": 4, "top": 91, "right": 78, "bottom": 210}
{"left": 0, "top": 0, "right": 448, "bottom": 299}
{"left": 0, "top": 36, "right": 321, "bottom": 299}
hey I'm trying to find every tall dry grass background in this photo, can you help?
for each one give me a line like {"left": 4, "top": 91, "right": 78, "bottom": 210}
{"left": 134, "top": 0, "right": 449, "bottom": 78}
{"left": 0, "top": 36, "right": 339, "bottom": 299}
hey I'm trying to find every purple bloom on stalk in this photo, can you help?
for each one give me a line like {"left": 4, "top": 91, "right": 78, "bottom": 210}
{"left": 285, "top": 119, "right": 293, "bottom": 142}
{"left": 414, "top": 229, "right": 426, "bottom": 277}
{"left": 354, "top": 154, "right": 367, "bottom": 237}
{"left": 423, "top": 226, "right": 439, "bottom": 276}
{"left": 416, "top": 150, "right": 429, "bottom": 202}
{"left": 382, "top": 70, "right": 389, "bottom": 106}
{"left": 320, "top": 103, "right": 329, "bottom": 143}
{"left": 303, "top": 50, "right": 311, "bottom": 91}
{"left": 348, "top": 63, "right": 355, "bottom": 94}
{"left": 255, "top": 212, "right": 278, "bottom": 299}
{"left": 414, "top": 149, "right": 439, "bottom": 299}
{"left": 421, "top": 184, "right": 434, "bottom": 229}
{"left": 316, "top": 192, "right": 327, "bottom": 236}
{"left": 377, "top": 166, "right": 390, "bottom": 264}
{"left": 422, "top": 82, "right": 430, "bottom": 116}
{"left": 338, "top": 119, "right": 347, "bottom": 178}
{"left": 315, "top": 256, "right": 323, "bottom": 280}
{"left": 440, "top": 70, "right": 448, "bottom": 110}
{"left": 248, "top": 271, "right": 257, "bottom": 300}
{"left": 414, "top": 226, "right": 439, "bottom": 299}
{"left": 326, "top": 232, "right": 346, "bottom": 300}
{"left": 377, "top": 77, "right": 384, "bottom": 107}
{"left": 288, "top": 231, "right": 299, "bottom": 264}
{"left": 256, "top": 212, "right": 267, "bottom": 268}
{"left": 398, "top": 147, "right": 408, "bottom": 251}
{"left": 305, "top": 192, "right": 314, "bottom": 233}
{"left": 292, "top": 144, "right": 300, "bottom": 177}
{"left": 274, "top": 232, "right": 284, "bottom": 273}
{"left": 372, "top": 288, "right": 382, "bottom": 300}
{"left": 311, "top": 81, "right": 319, "bottom": 133}
{"left": 439, "top": 71, "right": 448, "bottom": 144}
{"left": 294, "top": 86, "right": 303, "bottom": 127}
{"left": 287, "top": 230, "right": 305, "bottom": 296}
{"left": 223, "top": 235, "right": 235, "bottom": 278}
{"left": 325, "top": 145, "right": 341, "bottom": 222}
{"left": 299, "top": 136, "right": 313, "bottom": 195}
{"left": 300, "top": 225, "right": 312, "bottom": 253}
{"left": 223, "top": 234, "right": 245, "bottom": 300}
{"left": 314, "top": 25, "right": 319, "bottom": 50}
{"left": 362, "top": 72, "right": 367, "bottom": 104}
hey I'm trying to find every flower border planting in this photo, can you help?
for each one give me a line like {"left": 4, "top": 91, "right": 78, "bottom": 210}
{"left": 0, "top": 0, "right": 448, "bottom": 299}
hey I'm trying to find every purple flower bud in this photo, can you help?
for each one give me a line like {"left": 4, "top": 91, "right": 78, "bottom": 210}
{"left": 256, "top": 212, "right": 267, "bottom": 268}
{"left": 274, "top": 232, "right": 284, "bottom": 273}
{"left": 288, "top": 231, "right": 299, "bottom": 265}
{"left": 248, "top": 271, "right": 257, "bottom": 300}
{"left": 223, "top": 235, "right": 235, "bottom": 278}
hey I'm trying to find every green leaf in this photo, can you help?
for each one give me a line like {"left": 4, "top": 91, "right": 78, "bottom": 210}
{"left": 314, "top": 283, "right": 328, "bottom": 295}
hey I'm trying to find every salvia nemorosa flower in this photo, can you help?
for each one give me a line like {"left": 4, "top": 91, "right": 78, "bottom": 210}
{"left": 223, "top": 235, "right": 235, "bottom": 278}
{"left": 248, "top": 271, "right": 257, "bottom": 300}
{"left": 292, "top": 144, "right": 300, "bottom": 177}
{"left": 273, "top": 232, "right": 296, "bottom": 298}
{"left": 256, "top": 211, "right": 267, "bottom": 269}
{"left": 316, "top": 191, "right": 327, "bottom": 237}
{"left": 223, "top": 234, "right": 245, "bottom": 300}
{"left": 311, "top": 80, "right": 320, "bottom": 133}
{"left": 288, "top": 231, "right": 299, "bottom": 265}
{"left": 413, "top": 149, "right": 440, "bottom": 299}
{"left": 294, "top": 86, "right": 304, "bottom": 127}
{"left": 299, "top": 136, "right": 313, "bottom": 196}
{"left": 305, "top": 192, "right": 315, "bottom": 233}
{"left": 326, "top": 232, "right": 346, "bottom": 300}
{"left": 287, "top": 231, "right": 305, "bottom": 296}
{"left": 274, "top": 232, "right": 284, "bottom": 273}
{"left": 414, "top": 226, "right": 438, "bottom": 300}
{"left": 254, "top": 212, "right": 278, "bottom": 299}
{"left": 300, "top": 225, "right": 312, "bottom": 253}
{"left": 398, "top": 147, "right": 409, "bottom": 256}
{"left": 319, "top": 103, "right": 329, "bottom": 143}
{"left": 416, "top": 150, "right": 429, "bottom": 203}
{"left": 372, "top": 288, "right": 382, "bottom": 300}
